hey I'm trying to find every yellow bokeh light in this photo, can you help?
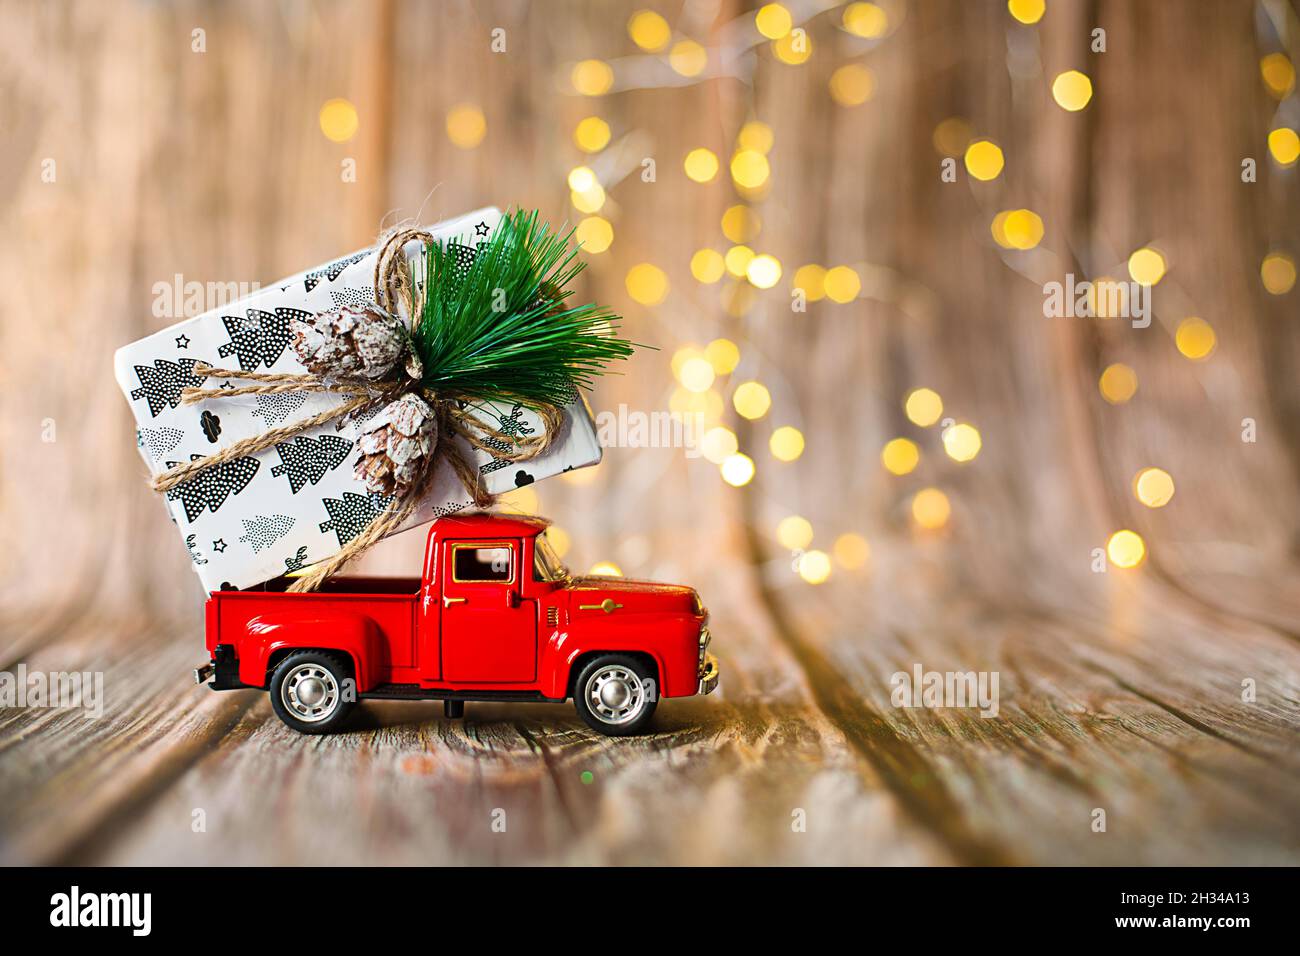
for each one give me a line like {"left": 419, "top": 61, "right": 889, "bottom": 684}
{"left": 570, "top": 183, "right": 606, "bottom": 213}
{"left": 625, "top": 263, "right": 669, "bottom": 306}
{"left": 730, "top": 149, "right": 771, "bottom": 189}
{"left": 547, "top": 525, "right": 571, "bottom": 558}
{"left": 568, "top": 166, "right": 597, "bottom": 192}
{"left": 833, "top": 532, "right": 870, "bottom": 570}
{"left": 942, "top": 423, "right": 982, "bottom": 462}
{"left": 964, "top": 140, "right": 1004, "bottom": 181}
{"left": 721, "top": 204, "right": 761, "bottom": 243}
{"left": 684, "top": 147, "right": 720, "bottom": 183}
{"left": 628, "top": 9, "right": 671, "bottom": 51}
{"left": 746, "top": 253, "right": 783, "bottom": 289}
{"left": 1001, "top": 209, "right": 1044, "bottom": 250}
{"left": 1260, "top": 53, "right": 1296, "bottom": 99}
{"left": 574, "top": 216, "right": 613, "bottom": 254}
{"left": 670, "top": 40, "right": 708, "bottom": 77}
{"left": 933, "top": 117, "right": 973, "bottom": 157}
{"left": 691, "top": 248, "right": 726, "bottom": 284}
{"left": 769, "top": 425, "right": 805, "bottom": 462}
{"left": 1133, "top": 467, "right": 1175, "bottom": 508}
{"left": 905, "top": 388, "right": 943, "bottom": 427}
{"left": 725, "top": 244, "right": 755, "bottom": 277}
{"left": 1268, "top": 127, "right": 1300, "bottom": 166}
{"left": 1106, "top": 530, "right": 1145, "bottom": 569}
{"left": 738, "top": 121, "right": 774, "bottom": 154}
{"left": 571, "top": 59, "right": 614, "bottom": 96}
{"left": 588, "top": 561, "right": 624, "bottom": 577}
{"left": 772, "top": 31, "right": 812, "bottom": 65}
{"left": 824, "top": 266, "right": 861, "bottom": 303}
{"left": 1261, "top": 252, "right": 1297, "bottom": 295}
{"left": 700, "top": 426, "right": 739, "bottom": 464}
{"left": 797, "top": 549, "right": 832, "bottom": 584}
{"left": 446, "top": 104, "right": 486, "bottom": 149}
{"left": 573, "top": 116, "right": 611, "bottom": 153}
{"left": 1099, "top": 363, "right": 1138, "bottom": 404}
{"left": 1007, "top": 0, "right": 1045, "bottom": 25}
{"left": 793, "top": 264, "right": 827, "bottom": 302}
{"left": 733, "top": 381, "right": 772, "bottom": 420}
{"left": 755, "top": 3, "right": 793, "bottom": 39}
{"left": 842, "top": 2, "right": 888, "bottom": 38}
{"left": 912, "top": 488, "right": 951, "bottom": 530}
{"left": 319, "top": 98, "right": 359, "bottom": 143}
{"left": 1127, "top": 247, "right": 1166, "bottom": 286}
{"left": 1052, "top": 70, "right": 1093, "bottom": 111}
{"left": 1175, "top": 317, "right": 1216, "bottom": 361}
{"left": 777, "top": 515, "right": 814, "bottom": 550}
{"left": 829, "top": 64, "right": 875, "bottom": 106}
{"left": 670, "top": 345, "right": 702, "bottom": 378}
{"left": 990, "top": 210, "right": 1011, "bottom": 247}
{"left": 721, "top": 453, "right": 756, "bottom": 487}
{"left": 705, "top": 338, "right": 741, "bottom": 374}
{"left": 679, "top": 356, "right": 716, "bottom": 393}
{"left": 881, "top": 437, "right": 919, "bottom": 476}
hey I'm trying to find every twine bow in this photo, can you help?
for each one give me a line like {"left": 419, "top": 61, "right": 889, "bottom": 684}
{"left": 149, "top": 228, "right": 562, "bottom": 593}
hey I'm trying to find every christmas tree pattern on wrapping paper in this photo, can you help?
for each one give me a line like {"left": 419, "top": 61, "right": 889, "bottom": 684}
{"left": 238, "top": 514, "right": 295, "bottom": 553}
{"left": 217, "top": 308, "right": 311, "bottom": 372}
{"left": 251, "top": 392, "right": 307, "bottom": 427}
{"left": 163, "top": 454, "right": 260, "bottom": 523}
{"left": 270, "top": 434, "right": 353, "bottom": 493}
{"left": 130, "top": 358, "right": 207, "bottom": 417}
{"left": 444, "top": 242, "right": 480, "bottom": 290}
{"left": 304, "top": 251, "right": 369, "bottom": 292}
{"left": 328, "top": 287, "right": 373, "bottom": 310}
{"left": 138, "top": 425, "right": 185, "bottom": 461}
{"left": 319, "top": 492, "right": 393, "bottom": 546}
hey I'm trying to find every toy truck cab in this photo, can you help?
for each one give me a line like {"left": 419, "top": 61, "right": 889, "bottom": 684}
{"left": 199, "top": 513, "right": 719, "bottom": 736}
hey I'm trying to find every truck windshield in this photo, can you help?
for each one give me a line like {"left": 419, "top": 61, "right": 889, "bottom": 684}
{"left": 533, "top": 533, "right": 570, "bottom": 583}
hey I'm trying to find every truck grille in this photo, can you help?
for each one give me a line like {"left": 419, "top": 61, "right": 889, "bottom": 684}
{"left": 546, "top": 607, "right": 558, "bottom": 628}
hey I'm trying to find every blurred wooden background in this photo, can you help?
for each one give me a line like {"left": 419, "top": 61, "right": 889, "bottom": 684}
{"left": 1, "top": 0, "right": 1299, "bottom": 865}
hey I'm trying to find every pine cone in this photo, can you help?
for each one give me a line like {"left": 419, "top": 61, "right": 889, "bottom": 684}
{"left": 354, "top": 393, "right": 438, "bottom": 496}
{"left": 290, "top": 304, "right": 405, "bottom": 382}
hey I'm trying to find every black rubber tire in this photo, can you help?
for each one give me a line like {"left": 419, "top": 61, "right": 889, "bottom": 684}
{"left": 572, "top": 654, "right": 658, "bottom": 736}
{"left": 269, "top": 650, "right": 357, "bottom": 735}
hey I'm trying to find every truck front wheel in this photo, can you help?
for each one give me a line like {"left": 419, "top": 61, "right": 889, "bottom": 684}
{"left": 573, "top": 654, "right": 658, "bottom": 736}
{"left": 269, "top": 651, "right": 356, "bottom": 735}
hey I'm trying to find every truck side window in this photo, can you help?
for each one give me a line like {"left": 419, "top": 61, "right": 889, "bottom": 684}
{"left": 452, "top": 545, "right": 513, "bottom": 583}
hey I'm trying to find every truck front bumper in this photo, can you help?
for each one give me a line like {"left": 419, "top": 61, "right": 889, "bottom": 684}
{"left": 698, "top": 653, "right": 720, "bottom": 695}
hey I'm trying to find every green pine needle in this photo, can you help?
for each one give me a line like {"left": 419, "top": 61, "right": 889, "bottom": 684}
{"left": 412, "top": 209, "right": 639, "bottom": 408}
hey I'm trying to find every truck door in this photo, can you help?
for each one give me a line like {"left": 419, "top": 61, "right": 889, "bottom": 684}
{"left": 440, "top": 539, "right": 537, "bottom": 683}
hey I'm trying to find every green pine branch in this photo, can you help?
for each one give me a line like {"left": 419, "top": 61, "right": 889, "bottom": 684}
{"left": 412, "top": 209, "right": 639, "bottom": 408}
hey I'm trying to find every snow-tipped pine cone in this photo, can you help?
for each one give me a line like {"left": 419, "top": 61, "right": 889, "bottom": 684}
{"left": 354, "top": 392, "right": 437, "bottom": 496}
{"left": 290, "top": 304, "right": 406, "bottom": 382}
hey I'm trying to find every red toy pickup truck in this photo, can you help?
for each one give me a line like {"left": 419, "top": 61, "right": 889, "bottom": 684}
{"left": 195, "top": 513, "right": 718, "bottom": 736}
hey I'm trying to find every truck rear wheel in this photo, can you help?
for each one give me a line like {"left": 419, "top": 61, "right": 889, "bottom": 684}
{"left": 269, "top": 651, "right": 356, "bottom": 735}
{"left": 573, "top": 654, "right": 658, "bottom": 736}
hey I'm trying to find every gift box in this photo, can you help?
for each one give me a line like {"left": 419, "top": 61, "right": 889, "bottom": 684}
{"left": 114, "top": 208, "right": 601, "bottom": 591}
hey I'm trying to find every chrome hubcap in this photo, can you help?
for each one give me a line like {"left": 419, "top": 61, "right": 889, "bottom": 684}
{"left": 585, "top": 665, "right": 645, "bottom": 725}
{"left": 282, "top": 663, "right": 340, "bottom": 723}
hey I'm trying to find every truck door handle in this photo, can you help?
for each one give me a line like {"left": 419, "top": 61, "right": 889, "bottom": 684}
{"left": 443, "top": 596, "right": 467, "bottom": 607}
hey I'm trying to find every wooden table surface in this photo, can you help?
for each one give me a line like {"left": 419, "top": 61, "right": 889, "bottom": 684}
{"left": 4, "top": 547, "right": 1298, "bottom": 867}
